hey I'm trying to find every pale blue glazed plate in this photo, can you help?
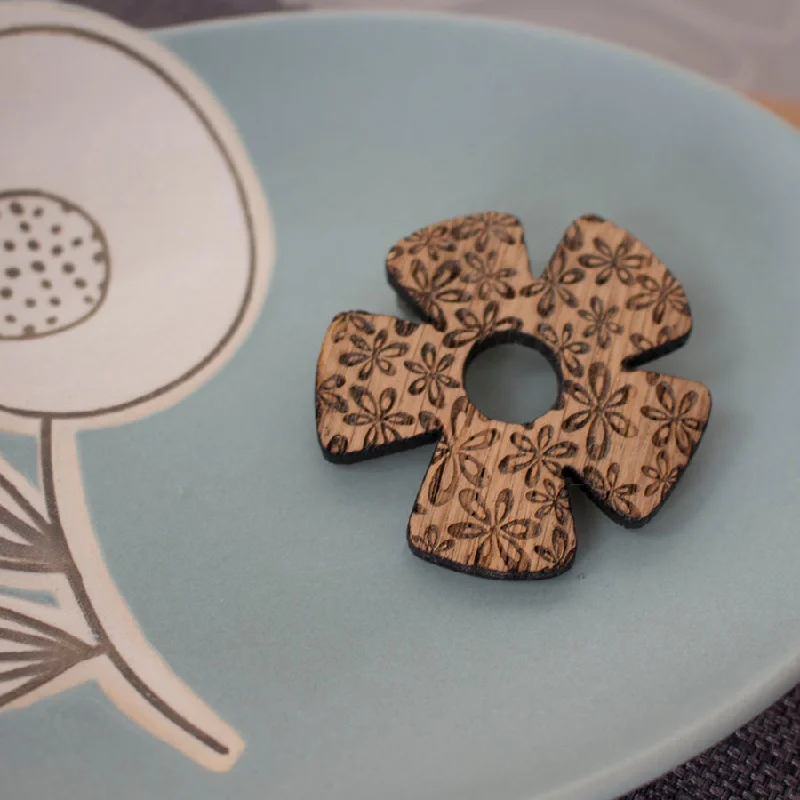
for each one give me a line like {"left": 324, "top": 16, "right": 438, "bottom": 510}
{"left": 2, "top": 6, "right": 800, "bottom": 800}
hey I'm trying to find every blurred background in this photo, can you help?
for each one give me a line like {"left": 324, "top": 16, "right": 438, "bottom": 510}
{"left": 67, "top": 0, "right": 799, "bottom": 98}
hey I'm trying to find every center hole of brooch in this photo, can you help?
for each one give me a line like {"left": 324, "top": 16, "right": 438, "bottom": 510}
{"left": 463, "top": 334, "right": 560, "bottom": 425}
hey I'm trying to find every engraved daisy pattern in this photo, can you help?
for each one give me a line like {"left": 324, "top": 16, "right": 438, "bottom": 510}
{"left": 316, "top": 213, "right": 711, "bottom": 579}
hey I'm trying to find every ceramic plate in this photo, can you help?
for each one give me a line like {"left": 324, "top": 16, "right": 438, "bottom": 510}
{"left": 1, "top": 4, "right": 799, "bottom": 800}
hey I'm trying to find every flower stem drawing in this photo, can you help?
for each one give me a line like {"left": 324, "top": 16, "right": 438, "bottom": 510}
{"left": 0, "top": 419, "right": 242, "bottom": 769}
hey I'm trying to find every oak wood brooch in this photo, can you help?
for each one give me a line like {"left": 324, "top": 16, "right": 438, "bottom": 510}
{"left": 315, "top": 213, "right": 711, "bottom": 580}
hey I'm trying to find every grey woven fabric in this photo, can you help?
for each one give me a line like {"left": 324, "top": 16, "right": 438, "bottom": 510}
{"left": 626, "top": 686, "right": 799, "bottom": 800}
{"left": 60, "top": 2, "right": 800, "bottom": 797}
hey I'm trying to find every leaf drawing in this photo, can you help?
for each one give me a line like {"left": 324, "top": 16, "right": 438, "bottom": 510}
{"left": 0, "top": 420, "right": 242, "bottom": 771}
{"left": 0, "top": 601, "right": 98, "bottom": 709}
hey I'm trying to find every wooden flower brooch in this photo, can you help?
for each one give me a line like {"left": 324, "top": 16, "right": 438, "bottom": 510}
{"left": 315, "top": 213, "right": 711, "bottom": 579}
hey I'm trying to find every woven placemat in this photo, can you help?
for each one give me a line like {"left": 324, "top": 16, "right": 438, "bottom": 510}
{"left": 626, "top": 686, "right": 798, "bottom": 799}
{"left": 63, "top": 2, "right": 800, "bottom": 797}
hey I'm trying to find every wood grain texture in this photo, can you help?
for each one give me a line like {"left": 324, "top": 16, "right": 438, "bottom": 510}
{"left": 316, "top": 214, "right": 711, "bottom": 579}
{"left": 753, "top": 94, "right": 800, "bottom": 129}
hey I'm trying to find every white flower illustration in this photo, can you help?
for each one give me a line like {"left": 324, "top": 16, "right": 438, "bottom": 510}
{"left": 0, "top": 3, "right": 274, "bottom": 772}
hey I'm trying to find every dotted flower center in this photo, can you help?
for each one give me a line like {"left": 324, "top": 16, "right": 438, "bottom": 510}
{"left": 0, "top": 191, "right": 109, "bottom": 340}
